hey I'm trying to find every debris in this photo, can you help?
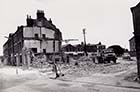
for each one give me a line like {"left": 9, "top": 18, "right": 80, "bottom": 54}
{"left": 60, "top": 58, "right": 136, "bottom": 78}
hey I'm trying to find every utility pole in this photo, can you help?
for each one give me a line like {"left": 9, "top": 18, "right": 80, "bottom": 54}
{"left": 83, "top": 28, "right": 87, "bottom": 56}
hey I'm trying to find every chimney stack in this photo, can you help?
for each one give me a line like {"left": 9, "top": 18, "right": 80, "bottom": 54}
{"left": 37, "top": 10, "right": 45, "bottom": 19}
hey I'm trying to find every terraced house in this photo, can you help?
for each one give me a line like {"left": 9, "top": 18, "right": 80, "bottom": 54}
{"left": 3, "top": 10, "right": 62, "bottom": 66}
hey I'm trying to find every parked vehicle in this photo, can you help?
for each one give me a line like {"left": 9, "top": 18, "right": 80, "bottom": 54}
{"left": 122, "top": 52, "right": 131, "bottom": 60}
{"left": 100, "top": 48, "right": 117, "bottom": 63}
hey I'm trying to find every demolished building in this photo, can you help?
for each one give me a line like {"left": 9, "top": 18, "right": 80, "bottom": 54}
{"left": 3, "top": 10, "right": 62, "bottom": 66}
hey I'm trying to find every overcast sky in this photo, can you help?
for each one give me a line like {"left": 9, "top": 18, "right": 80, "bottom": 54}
{"left": 0, "top": 0, "right": 139, "bottom": 55}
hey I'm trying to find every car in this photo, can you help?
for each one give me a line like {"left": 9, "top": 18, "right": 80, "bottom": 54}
{"left": 122, "top": 52, "right": 131, "bottom": 60}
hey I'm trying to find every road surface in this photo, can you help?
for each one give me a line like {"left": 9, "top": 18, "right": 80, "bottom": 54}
{"left": 0, "top": 59, "right": 140, "bottom": 92}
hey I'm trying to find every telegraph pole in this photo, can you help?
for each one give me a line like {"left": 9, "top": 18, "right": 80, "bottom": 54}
{"left": 83, "top": 28, "right": 87, "bottom": 56}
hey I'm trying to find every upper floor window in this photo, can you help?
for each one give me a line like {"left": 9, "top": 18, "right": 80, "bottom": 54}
{"left": 43, "top": 49, "right": 46, "bottom": 53}
{"left": 42, "top": 34, "right": 46, "bottom": 38}
{"left": 35, "top": 34, "right": 39, "bottom": 38}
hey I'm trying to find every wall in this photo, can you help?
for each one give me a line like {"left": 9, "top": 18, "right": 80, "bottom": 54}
{"left": 41, "top": 27, "right": 54, "bottom": 38}
{"left": 129, "top": 37, "right": 136, "bottom": 52}
{"left": 23, "top": 27, "right": 55, "bottom": 38}
{"left": 23, "top": 27, "right": 59, "bottom": 53}
{"left": 24, "top": 40, "right": 41, "bottom": 53}
{"left": 129, "top": 37, "right": 136, "bottom": 56}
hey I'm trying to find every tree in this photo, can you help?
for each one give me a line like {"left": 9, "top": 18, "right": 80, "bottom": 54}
{"left": 108, "top": 45, "right": 125, "bottom": 56}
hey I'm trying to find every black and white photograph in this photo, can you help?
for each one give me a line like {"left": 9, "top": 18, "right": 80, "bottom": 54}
{"left": 0, "top": 0, "right": 140, "bottom": 92}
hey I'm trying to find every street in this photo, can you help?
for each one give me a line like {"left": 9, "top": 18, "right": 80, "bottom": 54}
{"left": 0, "top": 58, "right": 140, "bottom": 92}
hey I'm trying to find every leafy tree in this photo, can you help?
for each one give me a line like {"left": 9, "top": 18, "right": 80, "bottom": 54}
{"left": 108, "top": 45, "right": 125, "bottom": 56}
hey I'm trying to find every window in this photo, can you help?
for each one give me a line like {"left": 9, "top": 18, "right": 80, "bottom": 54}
{"left": 31, "top": 48, "right": 37, "bottom": 53}
{"left": 42, "top": 34, "right": 46, "bottom": 38}
{"left": 43, "top": 49, "right": 46, "bottom": 53}
{"left": 35, "top": 34, "right": 39, "bottom": 38}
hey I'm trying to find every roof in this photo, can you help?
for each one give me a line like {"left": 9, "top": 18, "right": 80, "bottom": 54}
{"left": 62, "top": 43, "right": 106, "bottom": 48}
{"left": 136, "top": 2, "right": 140, "bottom": 7}
{"left": 62, "top": 44, "right": 75, "bottom": 48}
{"left": 129, "top": 36, "right": 135, "bottom": 41}
{"left": 131, "top": 2, "right": 140, "bottom": 11}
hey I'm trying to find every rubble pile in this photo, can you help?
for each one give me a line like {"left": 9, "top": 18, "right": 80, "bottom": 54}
{"left": 25, "top": 55, "right": 136, "bottom": 79}
{"left": 77, "top": 56, "right": 93, "bottom": 62}
{"left": 31, "top": 54, "right": 48, "bottom": 68}
{"left": 61, "top": 57, "right": 136, "bottom": 78}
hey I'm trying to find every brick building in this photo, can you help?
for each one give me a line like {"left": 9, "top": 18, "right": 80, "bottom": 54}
{"left": 3, "top": 10, "right": 62, "bottom": 65}
{"left": 131, "top": 1, "right": 140, "bottom": 79}
{"left": 62, "top": 42, "right": 106, "bottom": 56}
{"left": 129, "top": 36, "right": 136, "bottom": 56}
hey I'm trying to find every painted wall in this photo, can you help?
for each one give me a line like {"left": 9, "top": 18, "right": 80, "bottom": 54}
{"left": 23, "top": 26, "right": 59, "bottom": 53}
{"left": 42, "top": 41, "right": 53, "bottom": 53}
{"left": 23, "top": 27, "right": 55, "bottom": 38}
{"left": 41, "top": 27, "right": 54, "bottom": 38}
{"left": 24, "top": 40, "right": 59, "bottom": 53}
{"left": 24, "top": 40, "right": 41, "bottom": 53}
